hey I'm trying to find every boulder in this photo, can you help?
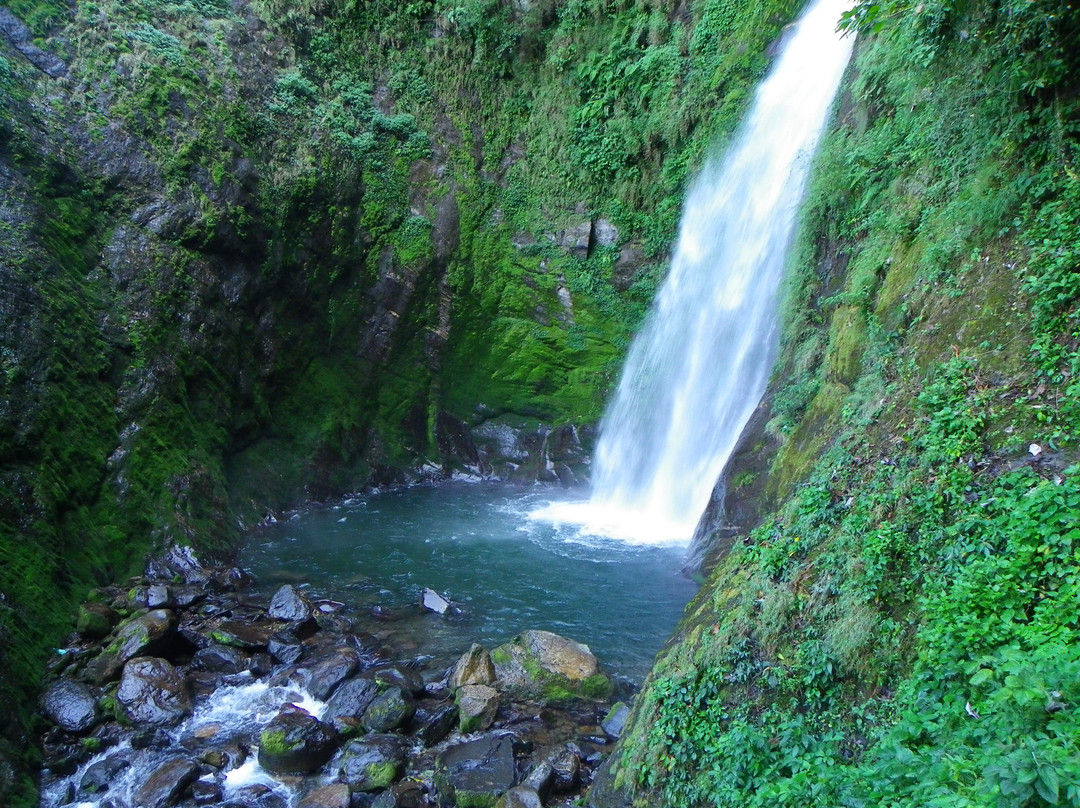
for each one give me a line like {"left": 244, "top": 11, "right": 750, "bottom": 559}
{"left": 147, "top": 585, "right": 172, "bottom": 609}
{"left": 267, "top": 629, "right": 305, "bottom": 665}
{"left": 117, "top": 657, "right": 192, "bottom": 726}
{"left": 41, "top": 680, "right": 99, "bottom": 733}
{"left": 340, "top": 734, "right": 408, "bottom": 792}
{"left": 491, "top": 630, "right": 610, "bottom": 703}
{"left": 268, "top": 585, "right": 311, "bottom": 621}
{"left": 436, "top": 734, "right": 516, "bottom": 807}
{"left": 593, "top": 218, "right": 619, "bottom": 247}
{"left": 457, "top": 684, "right": 500, "bottom": 733}
{"left": 362, "top": 686, "right": 415, "bottom": 732}
{"left": 86, "top": 609, "right": 176, "bottom": 683}
{"left": 450, "top": 644, "right": 496, "bottom": 690}
{"left": 323, "top": 677, "right": 379, "bottom": 732}
{"left": 601, "top": 702, "right": 630, "bottom": 739}
{"left": 304, "top": 646, "right": 361, "bottom": 700}
{"left": 257, "top": 706, "right": 339, "bottom": 774}
{"left": 132, "top": 755, "right": 199, "bottom": 808}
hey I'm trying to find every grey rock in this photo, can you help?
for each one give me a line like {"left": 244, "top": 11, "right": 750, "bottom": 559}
{"left": 41, "top": 680, "right": 99, "bottom": 733}
{"left": 117, "top": 657, "right": 192, "bottom": 726}
{"left": 132, "top": 756, "right": 199, "bottom": 808}
{"left": 414, "top": 702, "right": 458, "bottom": 747}
{"left": 304, "top": 646, "right": 361, "bottom": 700}
{"left": 78, "top": 752, "right": 131, "bottom": 797}
{"left": 593, "top": 218, "right": 619, "bottom": 247}
{"left": 268, "top": 584, "right": 311, "bottom": 621}
{"left": 147, "top": 585, "right": 172, "bottom": 609}
{"left": 457, "top": 684, "right": 499, "bottom": 733}
{"left": 435, "top": 734, "right": 516, "bottom": 805}
{"left": 420, "top": 587, "right": 453, "bottom": 614}
{"left": 209, "top": 619, "right": 274, "bottom": 650}
{"left": 522, "top": 760, "right": 554, "bottom": 800}
{"left": 193, "top": 643, "right": 249, "bottom": 674}
{"left": 496, "top": 785, "right": 544, "bottom": 808}
{"left": 371, "top": 780, "right": 427, "bottom": 807}
{"left": 450, "top": 643, "right": 496, "bottom": 690}
{"left": 323, "top": 677, "right": 379, "bottom": 732}
{"left": 300, "top": 782, "right": 351, "bottom": 808}
{"left": 371, "top": 664, "right": 425, "bottom": 695}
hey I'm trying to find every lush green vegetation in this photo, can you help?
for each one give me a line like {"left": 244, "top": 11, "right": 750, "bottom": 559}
{"left": 612, "top": 0, "right": 1080, "bottom": 804}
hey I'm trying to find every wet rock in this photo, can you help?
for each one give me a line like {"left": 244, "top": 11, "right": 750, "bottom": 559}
{"left": 267, "top": 629, "right": 306, "bottom": 665}
{"left": 548, "top": 744, "right": 581, "bottom": 792}
{"left": 372, "top": 664, "right": 425, "bottom": 695}
{"left": 258, "top": 706, "right": 339, "bottom": 774}
{"left": 76, "top": 602, "right": 119, "bottom": 639}
{"left": 249, "top": 652, "right": 275, "bottom": 677}
{"left": 457, "top": 684, "right": 499, "bottom": 733}
{"left": 147, "top": 585, "right": 172, "bottom": 609}
{"left": 305, "top": 646, "right": 362, "bottom": 700}
{"left": 436, "top": 734, "right": 516, "bottom": 806}
{"left": 324, "top": 677, "right": 379, "bottom": 732}
{"left": 268, "top": 585, "right": 311, "bottom": 621}
{"left": 362, "top": 686, "right": 416, "bottom": 732}
{"left": 87, "top": 609, "right": 176, "bottom": 683}
{"left": 420, "top": 587, "right": 454, "bottom": 614}
{"left": 209, "top": 619, "right": 274, "bottom": 650}
{"left": 450, "top": 643, "right": 496, "bottom": 690}
{"left": 145, "top": 544, "right": 210, "bottom": 586}
{"left": 492, "top": 630, "right": 610, "bottom": 703}
{"left": 495, "top": 785, "right": 544, "bottom": 808}
{"left": 192, "top": 778, "right": 224, "bottom": 805}
{"left": 601, "top": 702, "right": 629, "bottom": 739}
{"left": 172, "top": 585, "right": 206, "bottom": 608}
{"left": 371, "top": 780, "right": 427, "bottom": 807}
{"left": 522, "top": 760, "right": 554, "bottom": 800}
{"left": 300, "top": 781, "right": 352, "bottom": 808}
{"left": 340, "top": 734, "right": 408, "bottom": 792}
{"left": 193, "top": 643, "right": 249, "bottom": 674}
{"left": 41, "top": 680, "right": 99, "bottom": 732}
{"left": 78, "top": 751, "right": 131, "bottom": 797}
{"left": 132, "top": 755, "right": 199, "bottom": 808}
{"left": 593, "top": 218, "right": 619, "bottom": 247}
{"left": 117, "top": 657, "right": 192, "bottom": 726}
{"left": 414, "top": 702, "right": 458, "bottom": 746}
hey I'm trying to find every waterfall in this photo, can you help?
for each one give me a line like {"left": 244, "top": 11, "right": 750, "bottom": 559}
{"left": 533, "top": 0, "right": 854, "bottom": 545}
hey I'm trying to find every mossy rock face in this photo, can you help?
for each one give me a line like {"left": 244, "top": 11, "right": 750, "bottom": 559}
{"left": 435, "top": 734, "right": 515, "bottom": 807}
{"left": 491, "top": 630, "right": 609, "bottom": 705}
{"left": 361, "top": 686, "right": 416, "bottom": 733}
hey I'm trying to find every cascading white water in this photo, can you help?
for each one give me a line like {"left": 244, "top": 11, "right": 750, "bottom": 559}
{"left": 533, "top": 0, "right": 854, "bottom": 545}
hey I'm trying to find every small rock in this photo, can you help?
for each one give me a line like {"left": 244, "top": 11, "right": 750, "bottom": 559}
{"left": 372, "top": 665, "right": 425, "bottom": 695}
{"left": 371, "top": 780, "right": 427, "bottom": 807}
{"left": 192, "top": 779, "right": 224, "bottom": 805}
{"left": 549, "top": 744, "right": 581, "bottom": 792}
{"left": 208, "top": 619, "right": 274, "bottom": 650}
{"left": 450, "top": 644, "right": 496, "bottom": 690}
{"left": 420, "top": 588, "right": 454, "bottom": 614}
{"left": 257, "top": 706, "right": 339, "bottom": 774}
{"left": 267, "top": 629, "right": 306, "bottom": 665}
{"left": 522, "top": 760, "right": 554, "bottom": 800}
{"left": 78, "top": 752, "right": 131, "bottom": 797}
{"left": 1029, "top": 443, "right": 1043, "bottom": 457}
{"left": 249, "top": 652, "right": 275, "bottom": 677}
{"left": 41, "top": 680, "right": 99, "bottom": 733}
{"left": 117, "top": 657, "right": 192, "bottom": 726}
{"left": 362, "top": 686, "right": 416, "bottom": 732}
{"left": 147, "top": 585, "right": 172, "bottom": 609}
{"left": 132, "top": 756, "right": 199, "bottom": 808}
{"left": 340, "top": 734, "right": 408, "bottom": 793}
{"left": 601, "top": 702, "right": 630, "bottom": 739}
{"left": 457, "top": 684, "right": 499, "bottom": 733}
{"left": 268, "top": 585, "right": 312, "bottom": 622}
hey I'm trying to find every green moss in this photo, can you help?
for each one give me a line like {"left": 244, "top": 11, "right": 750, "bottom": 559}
{"left": 363, "top": 760, "right": 400, "bottom": 790}
{"left": 258, "top": 729, "right": 300, "bottom": 756}
{"left": 454, "top": 790, "right": 499, "bottom": 808}
{"left": 581, "top": 673, "right": 613, "bottom": 700}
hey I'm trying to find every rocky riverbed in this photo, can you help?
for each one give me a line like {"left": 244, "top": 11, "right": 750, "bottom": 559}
{"left": 37, "top": 547, "right": 632, "bottom": 808}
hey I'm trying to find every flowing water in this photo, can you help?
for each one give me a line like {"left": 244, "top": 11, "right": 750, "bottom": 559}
{"left": 535, "top": 0, "right": 855, "bottom": 545}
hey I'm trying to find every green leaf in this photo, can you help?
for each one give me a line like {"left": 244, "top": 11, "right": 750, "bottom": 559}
{"left": 969, "top": 667, "right": 994, "bottom": 685}
{"left": 1035, "top": 765, "right": 1060, "bottom": 804}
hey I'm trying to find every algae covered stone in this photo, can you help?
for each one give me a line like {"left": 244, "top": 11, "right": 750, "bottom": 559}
{"left": 491, "top": 630, "right": 610, "bottom": 703}
{"left": 340, "top": 734, "right": 407, "bottom": 792}
{"left": 257, "top": 706, "right": 338, "bottom": 773}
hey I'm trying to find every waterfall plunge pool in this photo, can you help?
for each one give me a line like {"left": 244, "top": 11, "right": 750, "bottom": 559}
{"left": 240, "top": 481, "right": 699, "bottom": 683}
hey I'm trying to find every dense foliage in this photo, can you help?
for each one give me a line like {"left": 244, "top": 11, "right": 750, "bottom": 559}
{"left": 612, "top": 0, "right": 1080, "bottom": 804}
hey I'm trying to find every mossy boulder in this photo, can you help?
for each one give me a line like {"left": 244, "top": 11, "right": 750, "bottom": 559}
{"left": 456, "top": 684, "right": 500, "bottom": 733}
{"left": 491, "top": 630, "right": 610, "bottom": 704}
{"left": 257, "top": 706, "right": 339, "bottom": 774}
{"left": 339, "top": 734, "right": 407, "bottom": 793}
{"left": 450, "top": 643, "right": 496, "bottom": 690}
{"left": 76, "top": 602, "right": 119, "bottom": 639}
{"left": 116, "top": 657, "right": 191, "bottom": 727}
{"left": 435, "top": 734, "right": 516, "bottom": 807}
{"left": 361, "top": 685, "right": 416, "bottom": 732}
